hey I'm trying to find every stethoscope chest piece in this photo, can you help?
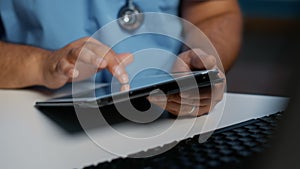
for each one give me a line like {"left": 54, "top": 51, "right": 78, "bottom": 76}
{"left": 118, "top": 1, "right": 144, "bottom": 32}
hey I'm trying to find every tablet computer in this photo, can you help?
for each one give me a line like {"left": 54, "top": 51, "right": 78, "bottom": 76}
{"left": 35, "top": 69, "right": 224, "bottom": 108}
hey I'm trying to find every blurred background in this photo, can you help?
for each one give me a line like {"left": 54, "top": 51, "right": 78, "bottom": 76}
{"left": 226, "top": 0, "right": 300, "bottom": 97}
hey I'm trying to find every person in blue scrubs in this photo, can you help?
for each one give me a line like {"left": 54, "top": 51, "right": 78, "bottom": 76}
{"left": 0, "top": 0, "right": 242, "bottom": 116}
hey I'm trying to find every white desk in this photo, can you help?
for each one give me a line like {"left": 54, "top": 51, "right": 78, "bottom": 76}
{"left": 0, "top": 86, "right": 289, "bottom": 169}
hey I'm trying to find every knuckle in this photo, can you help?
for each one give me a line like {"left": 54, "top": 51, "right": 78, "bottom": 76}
{"left": 104, "top": 48, "right": 116, "bottom": 57}
{"left": 68, "top": 47, "right": 80, "bottom": 58}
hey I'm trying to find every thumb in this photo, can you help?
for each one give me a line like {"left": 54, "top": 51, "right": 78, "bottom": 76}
{"left": 189, "top": 49, "right": 216, "bottom": 70}
{"left": 173, "top": 49, "right": 211, "bottom": 72}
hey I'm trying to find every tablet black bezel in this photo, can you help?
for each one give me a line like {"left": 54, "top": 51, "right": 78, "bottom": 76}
{"left": 35, "top": 69, "right": 223, "bottom": 108}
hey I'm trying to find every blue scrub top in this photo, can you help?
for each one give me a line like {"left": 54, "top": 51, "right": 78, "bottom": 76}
{"left": 0, "top": 0, "right": 182, "bottom": 82}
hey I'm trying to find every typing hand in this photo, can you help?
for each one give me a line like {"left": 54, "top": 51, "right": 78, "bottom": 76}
{"left": 148, "top": 49, "right": 225, "bottom": 116}
{"left": 41, "top": 37, "right": 133, "bottom": 89}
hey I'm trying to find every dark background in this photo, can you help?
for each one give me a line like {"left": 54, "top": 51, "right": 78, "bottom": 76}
{"left": 225, "top": 2, "right": 300, "bottom": 168}
{"left": 226, "top": 0, "right": 300, "bottom": 97}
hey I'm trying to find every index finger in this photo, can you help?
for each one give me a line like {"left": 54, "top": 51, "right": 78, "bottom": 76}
{"left": 85, "top": 39, "right": 131, "bottom": 84}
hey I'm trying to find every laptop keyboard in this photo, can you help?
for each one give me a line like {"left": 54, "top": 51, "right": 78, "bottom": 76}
{"left": 83, "top": 112, "right": 283, "bottom": 169}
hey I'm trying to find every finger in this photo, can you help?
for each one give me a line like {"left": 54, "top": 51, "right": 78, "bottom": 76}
{"left": 177, "top": 87, "right": 211, "bottom": 100}
{"left": 190, "top": 50, "right": 216, "bottom": 70}
{"left": 147, "top": 95, "right": 168, "bottom": 112}
{"left": 120, "top": 84, "right": 130, "bottom": 91}
{"left": 164, "top": 101, "right": 200, "bottom": 116}
{"left": 168, "top": 94, "right": 211, "bottom": 106}
{"left": 70, "top": 38, "right": 128, "bottom": 79}
{"left": 82, "top": 39, "right": 133, "bottom": 68}
{"left": 205, "top": 70, "right": 225, "bottom": 103}
{"left": 85, "top": 42, "right": 130, "bottom": 84}
{"left": 187, "top": 48, "right": 216, "bottom": 70}
{"left": 179, "top": 88, "right": 200, "bottom": 99}
{"left": 65, "top": 42, "right": 108, "bottom": 69}
{"left": 172, "top": 51, "right": 192, "bottom": 73}
{"left": 164, "top": 101, "right": 181, "bottom": 116}
{"left": 78, "top": 48, "right": 108, "bottom": 68}
{"left": 57, "top": 58, "right": 79, "bottom": 78}
{"left": 148, "top": 89, "right": 211, "bottom": 106}
{"left": 110, "top": 61, "right": 129, "bottom": 84}
{"left": 170, "top": 101, "right": 210, "bottom": 117}
{"left": 79, "top": 44, "right": 132, "bottom": 71}
{"left": 211, "top": 81, "right": 225, "bottom": 103}
{"left": 117, "top": 53, "right": 134, "bottom": 66}
{"left": 195, "top": 104, "right": 211, "bottom": 117}
{"left": 149, "top": 95, "right": 211, "bottom": 117}
{"left": 194, "top": 100, "right": 221, "bottom": 117}
{"left": 166, "top": 94, "right": 200, "bottom": 106}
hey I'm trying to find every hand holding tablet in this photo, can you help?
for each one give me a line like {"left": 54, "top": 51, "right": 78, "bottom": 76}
{"left": 148, "top": 49, "right": 225, "bottom": 116}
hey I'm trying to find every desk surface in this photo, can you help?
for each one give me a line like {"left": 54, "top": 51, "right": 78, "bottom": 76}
{"left": 0, "top": 86, "right": 289, "bottom": 169}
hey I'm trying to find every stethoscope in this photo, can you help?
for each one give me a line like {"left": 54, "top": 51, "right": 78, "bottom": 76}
{"left": 117, "top": 0, "right": 144, "bottom": 32}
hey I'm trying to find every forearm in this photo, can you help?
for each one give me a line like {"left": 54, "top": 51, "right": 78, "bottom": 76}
{"left": 181, "top": 0, "right": 243, "bottom": 72}
{"left": 195, "top": 12, "right": 242, "bottom": 72}
{"left": 0, "top": 41, "right": 50, "bottom": 88}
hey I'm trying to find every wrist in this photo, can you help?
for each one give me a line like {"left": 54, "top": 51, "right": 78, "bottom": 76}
{"left": 35, "top": 49, "right": 53, "bottom": 87}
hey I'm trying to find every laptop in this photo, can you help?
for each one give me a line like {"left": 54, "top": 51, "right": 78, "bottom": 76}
{"left": 81, "top": 71, "right": 299, "bottom": 169}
